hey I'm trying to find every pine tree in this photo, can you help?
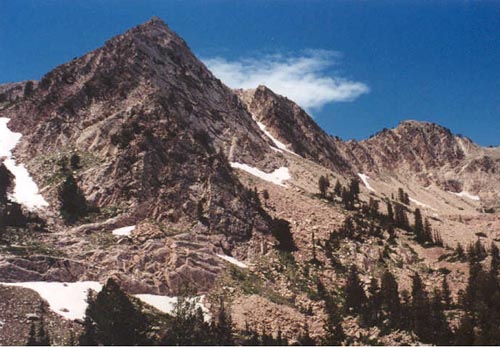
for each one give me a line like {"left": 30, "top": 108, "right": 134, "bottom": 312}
{"left": 58, "top": 173, "right": 87, "bottom": 224}
{"left": 213, "top": 300, "right": 234, "bottom": 345}
{"left": 262, "top": 189, "right": 270, "bottom": 206}
{"left": 334, "top": 180, "right": 342, "bottom": 197}
{"left": 429, "top": 288, "right": 452, "bottom": 345}
{"left": 424, "top": 218, "right": 433, "bottom": 243}
{"left": 398, "top": 188, "right": 405, "bottom": 204}
{"left": 36, "top": 317, "right": 51, "bottom": 346}
{"left": 344, "top": 266, "right": 366, "bottom": 314}
{"left": 298, "top": 323, "right": 315, "bottom": 346}
{"left": 310, "top": 232, "right": 321, "bottom": 266}
{"left": 441, "top": 275, "right": 452, "bottom": 308}
{"left": 414, "top": 208, "right": 424, "bottom": 243}
{"left": 380, "top": 270, "right": 401, "bottom": 327}
{"left": 26, "top": 321, "right": 37, "bottom": 346}
{"left": 322, "top": 297, "right": 346, "bottom": 346}
{"left": 455, "top": 242, "right": 466, "bottom": 261}
{"left": 394, "top": 203, "right": 409, "bottom": 230}
{"left": 386, "top": 201, "right": 394, "bottom": 223}
{"left": 318, "top": 175, "right": 330, "bottom": 198}
{"left": 79, "top": 316, "right": 98, "bottom": 346}
{"left": 70, "top": 153, "right": 81, "bottom": 170}
{"left": 0, "top": 164, "right": 13, "bottom": 203}
{"left": 349, "top": 178, "right": 360, "bottom": 201}
{"left": 410, "top": 273, "right": 431, "bottom": 338}
{"left": 490, "top": 243, "right": 499, "bottom": 281}
{"left": 455, "top": 312, "right": 475, "bottom": 345}
{"left": 81, "top": 278, "right": 148, "bottom": 345}
{"left": 24, "top": 81, "right": 35, "bottom": 97}
{"left": 366, "top": 277, "right": 381, "bottom": 325}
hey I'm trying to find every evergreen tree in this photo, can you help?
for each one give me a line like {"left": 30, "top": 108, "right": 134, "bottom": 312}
{"left": 340, "top": 217, "right": 355, "bottom": 239}
{"left": 428, "top": 288, "right": 452, "bottom": 345}
{"left": 368, "top": 197, "right": 379, "bottom": 219}
{"left": 490, "top": 243, "right": 499, "bottom": 281}
{"left": 58, "top": 173, "right": 87, "bottom": 224}
{"left": 334, "top": 180, "right": 342, "bottom": 198}
{"left": 297, "top": 323, "right": 315, "bottom": 346}
{"left": 322, "top": 297, "right": 346, "bottom": 346}
{"left": 423, "top": 220, "right": 432, "bottom": 244}
{"left": 36, "top": 317, "right": 51, "bottom": 346}
{"left": 318, "top": 175, "right": 330, "bottom": 198}
{"left": 442, "top": 275, "right": 452, "bottom": 308}
{"left": 26, "top": 321, "right": 37, "bottom": 346}
{"left": 24, "top": 81, "right": 35, "bottom": 97}
{"left": 414, "top": 208, "right": 424, "bottom": 243}
{"left": 349, "top": 178, "right": 360, "bottom": 201}
{"left": 344, "top": 266, "right": 366, "bottom": 314}
{"left": 70, "top": 153, "right": 81, "bottom": 170}
{"left": 386, "top": 201, "right": 394, "bottom": 223}
{"left": 271, "top": 218, "right": 297, "bottom": 252}
{"left": 212, "top": 300, "right": 234, "bottom": 345}
{"left": 366, "top": 277, "right": 381, "bottom": 325}
{"left": 380, "top": 270, "right": 401, "bottom": 327}
{"left": 341, "top": 187, "right": 354, "bottom": 210}
{"left": 79, "top": 316, "right": 98, "bottom": 346}
{"left": 455, "top": 313, "right": 475, "bottom": 345}
{"left": 81, "top": 278, "right": 148, "bottom": 345}
{"left": 262, "top": 189, "right": 270, "bottom": 206}
{"left": 398, "top": 188, "right": 405, "bottom": 204}
{"left": 310, "top": 232, "right": 321, "bottom": 266}
{"left": 410, "top": 273, "right": 431, "bottom": 338}
{"left": 455, "top": 242, "right": 466, "bottom": 261}
{"left": 0, "top": 164, "right": 13, "bottom": 203}
{"left": 394, "top": 203, "right": 409, "bottom": 230}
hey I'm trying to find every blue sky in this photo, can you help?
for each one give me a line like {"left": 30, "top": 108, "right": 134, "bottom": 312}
{"left": 1, "top": 0, "right": 498, "bottom": 146}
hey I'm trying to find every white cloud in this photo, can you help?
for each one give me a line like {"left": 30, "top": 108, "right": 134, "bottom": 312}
{"left": 203, "top": 50, "right": 369, "bottom": 111}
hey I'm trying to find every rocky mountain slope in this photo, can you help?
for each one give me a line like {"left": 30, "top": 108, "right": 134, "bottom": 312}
{"left": 0, "top": 17, "right": 498, "bottom": 345}
{"left": 240, "top": 85, "right": 500, "bottom": 210}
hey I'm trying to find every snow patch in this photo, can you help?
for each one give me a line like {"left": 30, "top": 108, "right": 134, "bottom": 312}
{"left": 453, "top": 191, "right": 480, "bottom": 201}
{"left": 0, "top": 117, "right": 48, "bottom": 210}
{"left": 0, "top": 118, "right": 22, "bottom": 157}
{"left": 112, "top": 225, "right": 136, "bottom": 236}
{"left": 0, "top": 281, "right": 102, "bottom": 320}
{"left": 216, "top": 254, "right": 248, "bottom": 268}
{"left": 230, "top": 162, "right": 290, "bottom": 187}
{"left": 3, "top": 158, "right": 49, "bottom": 209}
{"left": 0, "top": 280, "right": 212, "bottom": 321}
{"left": 409, "top": 197, "right": 437, "bottom": 211}
{"left": 256, "top": 121, "right": 299, "bottom": 156}
{"left": 135, "top": 294, "right": 210, "bottom": 320}
{"left": 357, "top": 173, "right": 375, "bottom": 192}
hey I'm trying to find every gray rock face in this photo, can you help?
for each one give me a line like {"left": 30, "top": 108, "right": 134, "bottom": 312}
{"left": 238, "top": 86, "right": 500, "bottom": 206}
{"left": 0, "top": 17, "right": 277, "bottom": 240}
{"left": 237, "top": 86, "right": 354, "bottom": 174}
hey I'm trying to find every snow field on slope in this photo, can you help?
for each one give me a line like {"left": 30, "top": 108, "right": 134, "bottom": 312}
{"left": 230, "top": 162, "right": 290, "bottom": 187}
{"left": 0, "top": 281, "right": 103, "bottom": 320}
{"left": 357, "top": 173, "right": 375, "bottom": 192}
{"left": 452, "top": 191, "right": 480, "bottom": 201}
{"left": 409, "top": 197, "right": 437, "bottom": 211}
{"left": 134, "top": 294, "right": 211, "bottom": 320}
{"left": 216, "top": 254, "right": 248, "bottom": 268}
{"left": 0, "top": 117, "right": 48, "bottom": 209}
{"left": 0, "top": 281, "right": 211, "bottom": 321}
{"left": 256, "top": 121, "right": 299, "bottom": 156}
{"left": 112, "top": 225, "right": 136, "bottom": 236}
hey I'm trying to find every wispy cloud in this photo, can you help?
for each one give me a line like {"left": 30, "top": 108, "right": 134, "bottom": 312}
{"left": 203, "top": 50, "right": 369, "bottom": 111}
